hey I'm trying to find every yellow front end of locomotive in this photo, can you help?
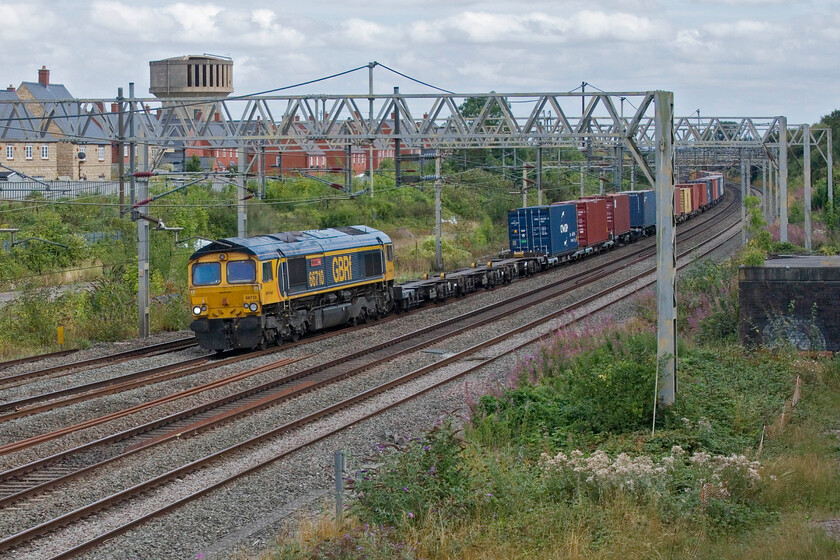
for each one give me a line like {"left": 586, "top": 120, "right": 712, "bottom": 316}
{"left": 188, "top": 253, "right": 263, "bottom": 319}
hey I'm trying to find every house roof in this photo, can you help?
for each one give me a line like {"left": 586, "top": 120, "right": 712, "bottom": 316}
{"left": 18, "top": 81, "right": 109, "bottom": 143}
{"left": 0, "top": 90, "right": 45, "bottom": 140}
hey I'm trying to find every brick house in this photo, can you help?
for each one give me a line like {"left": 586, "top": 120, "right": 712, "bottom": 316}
{"left": 3, "top": 67, "right": 112, "bottom": 180}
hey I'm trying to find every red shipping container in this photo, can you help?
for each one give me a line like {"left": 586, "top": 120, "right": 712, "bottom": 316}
{"left": 605, "top": 193, "right": 631, "bottom": 236}
{"left": 572, "top": 198, "right": 609, "bottom": 247}
{"left": 580, "top": 195, "right": 614, "bottom": 236}
{"left": 691, "top": 183, "right": 704, "bottom": 210}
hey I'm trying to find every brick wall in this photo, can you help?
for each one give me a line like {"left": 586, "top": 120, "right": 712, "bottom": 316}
{"left": 3, "top": 141, "right": 112, "bottom": 180}
{"left": 739, "top": 260, "right": 840, "bottom": 351}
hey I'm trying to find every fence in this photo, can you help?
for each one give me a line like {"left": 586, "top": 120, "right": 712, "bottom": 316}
{"left": 0, "top": 181, "right": 123, "bottom": 201}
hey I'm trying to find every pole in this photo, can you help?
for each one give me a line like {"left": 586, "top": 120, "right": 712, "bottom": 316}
{"left": 117, "top": 87, "right": 125, "bottom": 215}
{"left": 536, "top": 147, "right": 543, "bottom": 206}
{"left": 393, "top": 87, "right": 401, "bottom": 188}
{"left": 334, "top": 450, "right": 345, "bottom": 525}
{"left": 769, "top": 158, "right": 775, "bottom": 222}
{"left": 345, "top": 144, "right": 352, "bottom": 194}
{"left": 616, "top": 145, "right": 624, "bottom": 191}
{"left": 762, "top": 159, "right": 767, "bottom": 223}
{"left": 579, "top": 164, "right": 584, "bottom": 197}
{"left": 779, "top": 117, "right": 788, "bottom": 242}
{"left": 631, "top": 163, "right": 636, "bottom": 191}
{"left": 129, "top": 82, "right": 149, "bottom": 339}
{"left": 804, "top": 124, "right": 812, "bottom": 251}
{"left": 369, "top": 62, "right": 375, "bottom": 198}
{"left": 435, "top": 152, "right": 442, "bottom": 271}
{"left": 129, "top": 83, "right": 136, "bottom": 207}
{"left": 828, "top": 129, "right": 834, "bottom": 207}
{"left": 599, "top": 169, "right": 605, "bottom": 195}
{"left": 237, "top": 145, "right": 247, "bottom": 237}
{"left": 522, "top": 165, "right": 528, "bottom": 208}
{"left": 260, "top": 144, "right": 266, "bottom": 199}
{"left": 740, "top": 149, "right": 746, "bottom": 246}
{"left": 654, "top": 90, "right": 676, "bottom": 406}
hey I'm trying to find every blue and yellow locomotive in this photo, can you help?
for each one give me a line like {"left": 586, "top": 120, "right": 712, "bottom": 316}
{"left": 188, "top": 226, "right": 395, "bottom": 351}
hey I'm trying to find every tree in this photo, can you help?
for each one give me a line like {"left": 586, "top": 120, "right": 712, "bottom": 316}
{"left": 184, "top": 155, "right": 202, "bottom": 172}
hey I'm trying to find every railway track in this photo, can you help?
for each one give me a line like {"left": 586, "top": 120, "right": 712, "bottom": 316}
{"left": 0, "top": 190, "right": 741, "bottom": 558}
{"left": 0, "top": 337, "right": 198, "bottom": 389}
{"left": 2, "top": 206, "right": 742, "bottom": 560}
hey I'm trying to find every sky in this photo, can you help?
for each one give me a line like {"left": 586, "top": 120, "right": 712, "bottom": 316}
{"left": 1, "top": 0, "right": 838, "bottom": 124}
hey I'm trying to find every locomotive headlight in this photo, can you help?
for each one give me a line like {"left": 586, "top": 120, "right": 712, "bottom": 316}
{"left": 243, "top": 303, "right": 249, "bottom": 309}
{"left": 249, "top": 303, "right": 258, "bottom": 312}
{"left": 193, "top": 306, "right": 202, "bottom": 315}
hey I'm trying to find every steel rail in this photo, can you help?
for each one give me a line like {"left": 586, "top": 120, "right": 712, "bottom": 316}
{"left": 0, "top": 188, "right": 738, "bottom": 509}
{"left": 0, "top": 196, "right": 740, "bottom": 556}
{"left": 0, "top": 349, "right": 79, "bottom": 372}
{"left": 38, "top": 217, "right": 743, "bottom": 560}
{"left": 0, "top": 337, "right": 197, "bottom": 387}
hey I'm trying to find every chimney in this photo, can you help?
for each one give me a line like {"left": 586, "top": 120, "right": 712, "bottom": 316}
{"left": 215, "top": 112, "right": 220, "bottom": 122}
{"left": 6, "top": 85, "right": 14, "bottom": 92}
{"left": 111, "top": 102, "right": 120, "bottom": 113}
{"left": 38, "top": 66, "right": 50, "bottom": 87}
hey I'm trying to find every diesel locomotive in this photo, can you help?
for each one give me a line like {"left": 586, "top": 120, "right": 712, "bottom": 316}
{"left": 188, "top": 225, "right": 395, "bottom": 351}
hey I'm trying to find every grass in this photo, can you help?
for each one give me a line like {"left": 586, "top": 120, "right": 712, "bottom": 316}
{"left": 262, "top": 257, "right": 840, "bottom": 560}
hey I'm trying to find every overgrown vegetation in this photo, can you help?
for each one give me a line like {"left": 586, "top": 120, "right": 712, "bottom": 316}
{"left": 267, "top": 255, "right": 840, "bottom": 559}
{"left": 0, "top": 152, "right": 597, "bottom": 357}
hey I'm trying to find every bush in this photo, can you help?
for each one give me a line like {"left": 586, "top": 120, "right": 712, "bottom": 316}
{"left": 350, "top": 422, "right": 471, "bottom": 527}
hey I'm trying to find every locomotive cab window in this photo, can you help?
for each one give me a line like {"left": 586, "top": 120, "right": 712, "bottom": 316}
{"left": 227, "top": 260, "right": 256, "bottom": 283}
{"left": 262, "top": 261, "right": 274, "bottom": 282}
{"left": 192, "top": 262, "right": 221, "bottom": 286}
{"left": 386, "top": 244, "right": 393, "bottom": 262}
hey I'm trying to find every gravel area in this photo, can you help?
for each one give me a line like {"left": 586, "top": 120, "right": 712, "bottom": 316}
{"left": 0, "top": 331, "right": 192, "bottom": 381}
{"left": 0, "top": 195, "right": 742, "bottom": 559}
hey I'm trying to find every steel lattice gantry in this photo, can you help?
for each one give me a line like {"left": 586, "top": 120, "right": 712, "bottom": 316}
{"left": 1, "top": 88, "right": 815, "bottom": 406}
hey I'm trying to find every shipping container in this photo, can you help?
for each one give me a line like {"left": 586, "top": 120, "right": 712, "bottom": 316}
{"left": 621, "top": 191, "right": 644, "bottom": 228}
{"left": 690, "top": 183, "right": 704, "bottom": 211}
{"left": 508, "top": 203, "right": 578, "bottom": 257}
{"left": 675, "top": 184, "right": 694, "bottom": 216}
{"left": 565, "top": 198, "right": 609, "bottom": 248}
{"left": 606, "top": 193, "right": 632, "bottom": 236}
{"left": 681, "top": 187, "right": 693, "bottom": 215}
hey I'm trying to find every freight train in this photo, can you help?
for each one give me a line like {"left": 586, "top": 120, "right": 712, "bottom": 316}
{"left": 188, "top": 175, "right": 725, "bottom": 351}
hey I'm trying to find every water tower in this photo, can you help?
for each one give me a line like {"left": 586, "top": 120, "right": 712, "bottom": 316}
{"left": 149, "top": 55, "right": 233, "bottom": 98}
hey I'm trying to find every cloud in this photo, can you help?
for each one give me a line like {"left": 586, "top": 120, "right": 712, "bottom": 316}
{"left": 701, "top": 19, "right": 777, "bottom": 37}
{"left": 408, "top": 10, "right": 658, "bottom": 45}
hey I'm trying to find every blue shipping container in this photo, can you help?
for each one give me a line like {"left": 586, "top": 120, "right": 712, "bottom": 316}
{"left": 508, "top": 204, "right": 578, "bottom": 257}
{"left": 619, "top": 190, "right": 656, "bottom": 228}
{"left": 640, "top": 190, "right": 656, "bottom": 227}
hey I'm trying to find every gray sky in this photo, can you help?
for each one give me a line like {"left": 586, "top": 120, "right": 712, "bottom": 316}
{"left": 2, "top": 0, "right": 837, "bottom": 124}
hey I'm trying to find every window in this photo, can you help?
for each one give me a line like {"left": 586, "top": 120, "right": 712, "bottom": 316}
{"left": 41, "top": 145, "right": 49, "bottom": 160}
{"left": 192, "top": 262, "right": 221, "bottom": 286}
{"left": 5, "top": 146, "right": 12, "bottom": 160}
{"left": 226, "top": 260, "right": 256, "bottom": 283}
{"left": 386, "top": 244, "right": 394, "bottom": 262}
{"left": 79, "top": 146, "right": 86, "bottom": 157}
{"left": 98, "top": 146, "right": 105, "bottom": 161}
{"left": 262, "top": 261, "right": 274, "bottom": 282}
{"left": 124, "top": 146, "right": 128, "bottom": 157}
{"left": 25, "top": 145, "right": 32, "bottom": 160}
